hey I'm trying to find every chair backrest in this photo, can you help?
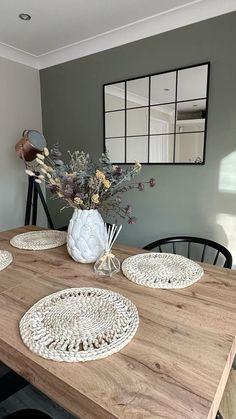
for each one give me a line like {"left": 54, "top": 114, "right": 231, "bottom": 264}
{"left": 143, "top": 236, "right": 232, "bottom": 269}
{"left": 3, "top": 410, "right": 52, "bottom": 419}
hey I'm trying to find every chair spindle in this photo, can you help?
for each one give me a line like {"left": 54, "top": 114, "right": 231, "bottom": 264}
{"left": 173, "top": 243, "right": 176, "bottom": 254}
{"left": 213, "top": 250, "right": 220, "bottom": 266}
{"left": 201, "top": 245, "right": 207, "bottom": 262}
{"left": 187, "top": 242, "right": 191, "bottom": 259}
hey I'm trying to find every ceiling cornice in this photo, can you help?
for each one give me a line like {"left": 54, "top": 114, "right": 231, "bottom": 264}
{"left": 0, "top": 0, "right": 235, "bottom": 70}
{"left": 0, "top": 41, "right": 39, "bottom": 69}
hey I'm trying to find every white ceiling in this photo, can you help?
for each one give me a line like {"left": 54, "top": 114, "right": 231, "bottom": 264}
{"left": 0, "top": 0, "right": 200, "bottom": 55}
{"left": 0, "top": 0, "right": 235, "bottom": 69}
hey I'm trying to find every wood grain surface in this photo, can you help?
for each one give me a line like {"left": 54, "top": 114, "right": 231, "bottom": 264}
{"left": 219, "top": 370, "right": 236, "bottom": 418}
{"left": 0, "top": 226, "right": 236, "bottom": 419}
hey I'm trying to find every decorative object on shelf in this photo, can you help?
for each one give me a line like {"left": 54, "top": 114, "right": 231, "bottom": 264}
{"left": 104, "top": 62, "right": 210, "bottom": 165}
{"left": 19, "top": 287, "right": 139, "bottom": 362}
{"left": 26, "top": 145, "right": 155, "bottom": 263}
{"left": 0, "top": 250, "right": 13, "bottom": 271}
{"left": 10, "top": 230, "right": 67, "bottom": 251}
{"left": 94, "top": 223, "right": 122, "bottom": 276}
{"left": 122, "top": 253, "right": 204, "bottom": 289}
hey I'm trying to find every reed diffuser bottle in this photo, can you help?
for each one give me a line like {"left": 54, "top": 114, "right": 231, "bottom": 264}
{"left": 94, "top": 224, "right": 122, "bottom": 277}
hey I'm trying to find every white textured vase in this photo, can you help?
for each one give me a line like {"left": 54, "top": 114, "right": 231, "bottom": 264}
{"left": 67, "top": 209, "right": 107, "bottom": 263}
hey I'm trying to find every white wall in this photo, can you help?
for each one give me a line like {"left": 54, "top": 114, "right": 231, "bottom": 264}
{"left": 0, "top": 57, "right": 45, "bottom": 231}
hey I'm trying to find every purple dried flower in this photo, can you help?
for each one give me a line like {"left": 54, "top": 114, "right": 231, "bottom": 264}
{"left": 64, "top": 185, "right": 74, "bottom": 198}
{"left": 128, "top": 216, "right": 136, "bottom": 225}
{"left": 49, "top": 184, "right": 59, "bottom": 193}
{"left": 65, "top": 176, "right": 74, "bottom": 184}
{"left": 149, "top": 178, "right": 156, "bottom": 188}
{"left": 125, "top": 205, "right": 133, "bottom": 215}
{"left": 76, "top": 192, "right": 85, "bottom": 200}
{"left": 113, "top": 166, "right": 123, "bottom": 176}
{"left": 138, "top": 182, "right": 145, "bottom": 191}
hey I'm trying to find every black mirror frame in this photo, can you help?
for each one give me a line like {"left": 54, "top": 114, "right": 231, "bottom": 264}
{"left": 103, "top": 62, "right": 210, "bottom": 165}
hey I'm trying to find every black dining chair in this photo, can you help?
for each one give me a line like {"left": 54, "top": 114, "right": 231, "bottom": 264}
{"left": 0, "top": 368, "right": 29, "bottom": 403}
{"left": 143, "top": 236, "right": 233, "bottom": 269}
{"left": 144, "top": 236, "right": 233, "bottom": 419}
{"left": 3, "top": 410, "right": 52, "bottom": 418}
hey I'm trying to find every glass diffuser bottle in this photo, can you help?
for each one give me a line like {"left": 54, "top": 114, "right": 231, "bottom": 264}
{"left": 94, "top": 224, "right": 122, "bottom": 277}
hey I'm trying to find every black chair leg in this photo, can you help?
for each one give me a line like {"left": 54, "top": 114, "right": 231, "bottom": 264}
{"left": 216, "top": 411, "right": 224, "bottom": 419}
{"left": 0, "top": 370, "right": 28, "bottom": 402}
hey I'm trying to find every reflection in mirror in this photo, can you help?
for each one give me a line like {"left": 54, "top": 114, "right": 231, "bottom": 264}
{"left": 104, "top": 82, "right": 125, "bottom": 111}
{"left": 127, "top": 137, "right": 148, "bottom": 163}
{"left": 149, "top": 135, "right": 174, "bottom": 163}
{"left": 104, "top": 63, "right": 209, "bottom": 164}
{"left": 150, "top": 104, "right": 175, "bottom": 135}
{"left": 176, "top": 99, "right": 206, "bottom": 132}
{"left": 105, "top": 138, "right": 125, "bottom": 163}
{"left": 175, "top": 132, "right": 205, "bottom": 163}
{"left": 151, "top": 72, "right": 176, "bottom": 105}
{"left": 127, "top": 107, "right": 149, "bottom": 136}
{"left": 105, "top": 110, "right": 125, "bottom": 138}
{"left": 127, "top": 77, "right": 149, "bottom": 108}
{"left": 177, "top": 65, "right": 208, "bottom": 101}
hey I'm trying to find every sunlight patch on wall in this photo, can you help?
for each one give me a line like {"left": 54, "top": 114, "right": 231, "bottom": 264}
{"left": 219, "top": 151, "right": 236, "bottom": 193}
{"left": 216, "top": 213, "right": 236, "bottom": 267}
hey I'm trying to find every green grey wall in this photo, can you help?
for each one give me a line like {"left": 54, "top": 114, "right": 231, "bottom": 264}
{"left": 40, "top": 12, "right": 236, "bottom": 263}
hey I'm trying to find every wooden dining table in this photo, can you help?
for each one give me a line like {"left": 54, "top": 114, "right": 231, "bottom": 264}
{"left": 0, "top": 226, "right": 236, "bottom": 419}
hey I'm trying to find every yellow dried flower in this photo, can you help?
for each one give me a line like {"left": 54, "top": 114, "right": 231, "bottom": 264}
{"left": 48, "top": 178, "right": 56, "bottom": 184}
{"left": 103, "top": 179, "right": 111, "bottom": 189}
{"left": 38, "top": 175, "right": 45, "bottom": 180}
{"left": 91, "top": 193, "right": 99, "bottom": 204}
{"left": 34, "top": 179, "right": 42, "bottom": 184}
{"left": 42, "top": 164, "right": 50, "bottom": 171}
{"left": 134, "top": 160, "right": 142, "bottom": 171}
{"left": 49, "top": 178, "right": 58, "bottom": 186}
{"left": 67, "top": 172, "right": 76, "bottom": 177}
{"left": 57, "top": 192, "right": 63, "bottom": 198}
{"left": 46, "top": 173, "right": 52, "bottom": 179}
{"left": 25, "top": 169, "right": 34, "bottom": 176}
{"left": 96, "top": 170, "right": 105, "bottom": 181}
{"left": 36, "top": 153, "right": 44, "bottom": 160}
{"left": 43, "top": 147, "right": 49, "bottom": 156}
{"left": 41, "top": 168, "right": 47, "bottom": 174}
{"left": 74, "top": 197, "right": 83, "bottom": 205}
{"left": 36, "top": 158, "right": 44, "bottom": 165}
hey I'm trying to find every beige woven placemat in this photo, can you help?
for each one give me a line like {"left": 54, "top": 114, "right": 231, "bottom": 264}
{"left": 122, "top": 253, "right": 204, "bottom": 289}
{"left": 10, "top": 230, "right": 67, "bottom": 250}
{"left": 0, "top": 250, "right": 13, "bottom": 271}
{"left": 20, "top": 287, "right": 139, "bottom": 362}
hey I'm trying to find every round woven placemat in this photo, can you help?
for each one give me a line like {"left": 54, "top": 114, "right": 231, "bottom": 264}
{"left": 122, "top": 253, "right": 204, "bottom": 289}
{"left": 20, "top": 287, "right": 139, "bottom": 362}
{"left": 0, "top": 250, "right": 13, "bottom": 271}
{"left": 10, "top": 230, "right": 67, "bottom": 250}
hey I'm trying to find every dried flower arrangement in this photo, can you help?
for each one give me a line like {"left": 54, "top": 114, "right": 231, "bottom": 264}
{"left": 26, "top": 145, "right": 156, "bottom": 224}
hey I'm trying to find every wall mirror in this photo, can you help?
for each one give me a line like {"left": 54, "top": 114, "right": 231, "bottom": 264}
{"left": 103, "top": 63, "right": 210, "bottom": 164}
